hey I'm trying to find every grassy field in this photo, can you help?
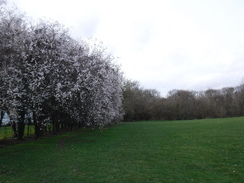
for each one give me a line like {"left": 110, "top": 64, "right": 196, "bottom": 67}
{"left": 0, "top": 125, "right": 35, "bottom": 140}
{"left": 0, "top": 117, "right": 243, "bottom": 183}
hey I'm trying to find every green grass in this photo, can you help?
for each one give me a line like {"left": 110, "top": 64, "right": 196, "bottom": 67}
{"left": 0, "top": 126, "right": 13, "bottom": 139}
{"left": 0, "top": 125, "right": 35, "bottom": 140}
{"left": 0, "top": 117, "right": 243, "bottom": 183}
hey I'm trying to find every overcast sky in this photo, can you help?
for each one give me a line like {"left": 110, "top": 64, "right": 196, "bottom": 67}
{"left": 7, "top": 0, "right": 244, "bottom": 96}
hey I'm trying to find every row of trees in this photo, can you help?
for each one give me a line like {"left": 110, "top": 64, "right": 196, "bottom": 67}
{"left": 123, "top": 80, "right": 244, "bottom": 121}
{"left": 0, "top": 1, "right": 123, "bottom": 139}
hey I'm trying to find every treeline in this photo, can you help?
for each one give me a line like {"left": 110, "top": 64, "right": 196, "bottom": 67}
{"left": 123, "top": 80, "right": 244, "bottom": 121}
{"left": 0, "top": 1, "right": 123, "bottom": 139}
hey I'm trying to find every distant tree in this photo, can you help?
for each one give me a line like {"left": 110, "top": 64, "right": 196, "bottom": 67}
{"left": 221, "top": 87, "right": 236, "bottom": 117}
{"left": 194, "top": 91, "right": 208, "bottom": 119}
{"left": 122, "top": 80, "right": 163, "bottom": 121}
{"left": 234, "top": 84, "right": 244, "bottom": 116}
{"left": 122, "top": 80, "right": 141, "bottom": 121}
{"left": 166, "top": 90, "right": 196, "bottom": 120}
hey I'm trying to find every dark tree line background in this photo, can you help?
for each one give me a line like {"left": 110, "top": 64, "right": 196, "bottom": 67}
{"left": 122, "top": 80, "right": 244, "bottom": 121}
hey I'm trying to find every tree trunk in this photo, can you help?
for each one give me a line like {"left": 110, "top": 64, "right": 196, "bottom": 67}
{"left": 52, "top": 113, "right": 59, "bottom": 134}
{"left": 17, "top": 110, "right": 25, "bottom": 140}
{"left": 0, "top": 111, "right": 4, "bottom": 127}
{"left": 12, "top": 121, "right": 17, "bottom": 137}
{"left": 33, "top": 111, "right": 40, "bottom": 139}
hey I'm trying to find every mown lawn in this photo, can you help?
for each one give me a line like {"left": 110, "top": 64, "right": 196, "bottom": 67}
{"left": 0, "top": 125, "right": 35, "bottom": 140}
{"left": 0, "top": 117, "right": 243, "bottom": 183}
{"left": 0, "top": 126, "right": 13, "bottom": 139}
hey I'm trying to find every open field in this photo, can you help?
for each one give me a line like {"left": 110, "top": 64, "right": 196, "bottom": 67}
{"left": 0, "top": 117, "right": 243, "bottom": 183}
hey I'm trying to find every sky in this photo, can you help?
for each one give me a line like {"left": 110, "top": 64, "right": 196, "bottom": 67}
{"left": 7, "top": 0, "right": 244, "bottom": 96}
